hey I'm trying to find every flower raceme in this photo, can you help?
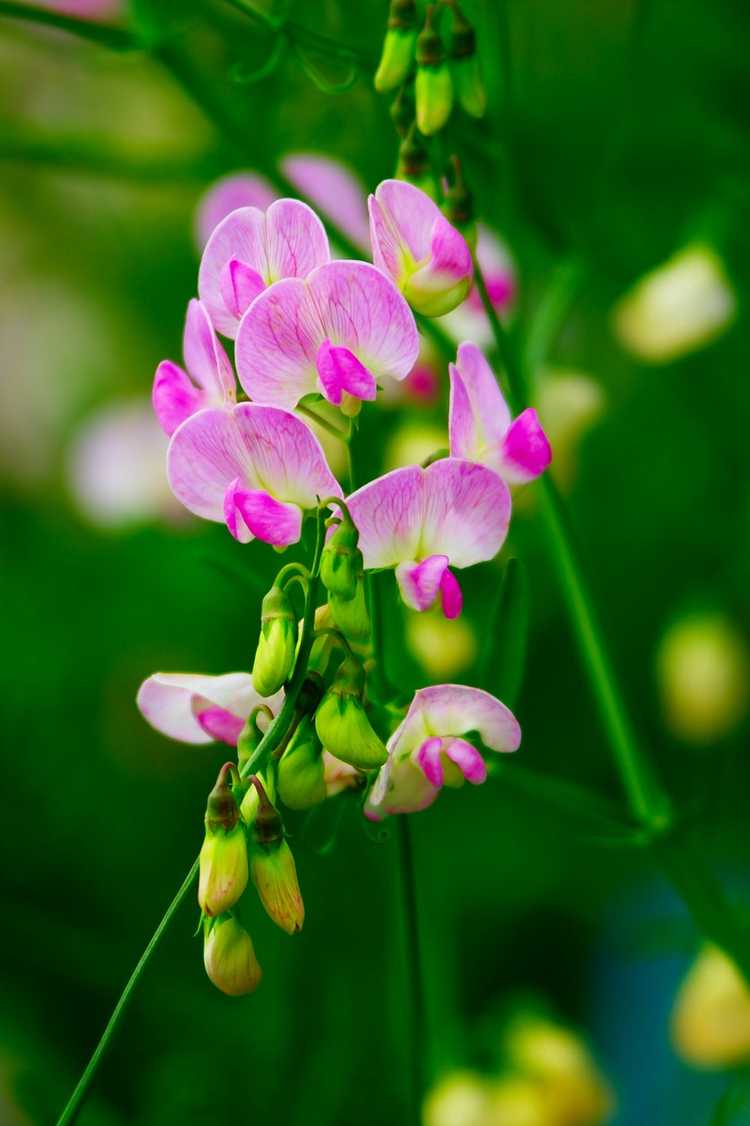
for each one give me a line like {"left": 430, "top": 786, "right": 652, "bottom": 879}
{"left": 346, "top": 457, "right": 511, "bottom": 618}
{"left": 366, "top": 685, "right": 521, "bottom": 818}
{"left": 369, "top": 179, "right": 473, "bottom": 317}
{"left": 449, "top": 342, "right": 552, "bottom": 484}
{"left": 152, "top": 299, "right": 235, "bottom": 437}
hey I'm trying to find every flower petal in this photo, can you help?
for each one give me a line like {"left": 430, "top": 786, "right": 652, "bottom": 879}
{"left": 439, "top": 568, "right": 463, "bottom": 619}
{"left": 347, "top": 465, "right": 424, "bottom": 568}
{"left": 136, "top": 672, "right": 266, "bottom": 744}
{"left": 219, "top": 259, "right": 265, "bottom": 320}
{"left": 420, "top": 458, "right": 511, "bottom": 568}
{"left": 402, "top": 684, "right": 521, "bottom": 756}
{"left": 195, "top": 172, "right": 277, "bottom": 248}
{"left": 199, "top": 207, "right": 268, "bottom": 338}
{"left": 231, "top": 402, "right": 342, "bottom": 506}
{"left": 152, "top": 360, "right": 202, "bottom": 437}
{"left": 264, "top": 197, "right": 330, "bottom": 281}
{"left": 316, "top": 340, "right": 377, "bottom": 405}
{"left": 168, "top": 408, "right": 251, "bottom": 522}
{"left": 235, "top": 277, "right": 321, "bottom": 407}
{"left": 449, "top": 341, "right": 511, "bottom": 464}
{"left": 498, "top": 408, "right": 552, "bottom": 484}
{"left": 395, "top": 554, "right": 449, "bottom": 611}
{"left": 233, "top": 486, "right": 303, "bottom": 547}
{"left": 415, "top": 735, "right": 445, "bottom": 787}
{"left": 224, "top": 477, "right": 254, "bottom": 543}
{"left": 370, "top": 179, "right": 439, "bottom": 267}
{"left": 196, "top": 707, "right": 246, "bottom": 746}
{"left": 365, "top": 754, "right": 440, "bottom": 819}
{"left": 444, "top": 736, "right": 487, "bottom": 783}
{"left": 282, "top": 153, "right": 371, "bottom": 251}
{"left": 183, "top": 298, "right": 236, "bottom": 400}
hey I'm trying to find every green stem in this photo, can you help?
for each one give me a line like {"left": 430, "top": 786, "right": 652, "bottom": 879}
{"left": 0, "top": 1, "right": 139, "bottom": 48}
{"left": 397, "top": 816, "right": 426, "bottom": 1126}
{"left": 55, "top": 856, "right": 200, "bottom": 1126}
{"left": 296, "top": 403, "right": 349, "bottom": 441}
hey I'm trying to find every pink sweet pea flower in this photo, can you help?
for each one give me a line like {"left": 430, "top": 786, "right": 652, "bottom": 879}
{"left": 368, "top": 179, "right": 473, "bottom": 318}
{"left": 198, "top": 199, "right": 330, "bottom": 338}
{"left": 167, "top": 403, "right": 342, "bottom": 546}
{"left": 365, "top": 685, "right": 521, "bottom": 818}
{"left": 346, "top": 458, "right": 511, "bottom": 618}
{"left": 235, "top": 260, "right": 419, "bottom": 410}
{"left": 152, "top": 299, "right": 236, "bottom": 437}
{"left": 281, "top": 154, "right": 371, "bottom": 252}
{"left": 195, "top": 172, "right": 277, "bottom": 249}
{"left": 136, "top": 672, "right": 283, "bottom": 746}
{"left": 449, "top": 342, "right": 552, "bottom": 484}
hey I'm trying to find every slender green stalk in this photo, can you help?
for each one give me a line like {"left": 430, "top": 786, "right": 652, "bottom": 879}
{"left": 0, "top": 1, "right": 138, "bottom": 48}
{"left": 55, "top": 856, "right": 200, "bottom": 1126}
{"left": 296, "top": 403, "right": 348, "bottom": 441}
{"left": 397, "top": 817, "right": 426, "bottom": 1126}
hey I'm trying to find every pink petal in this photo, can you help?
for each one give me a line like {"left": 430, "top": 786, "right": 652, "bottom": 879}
{"left": 420, "top": 458, "right": 511, "bottom": 568}
{"left": 231, "top": 402, "right": 342, "bottom": 507}
{"left": 235, "top": 277, "right": 320, "bottom": 408}
{"left": 195, "top": 172, "right": 277, "bottom": 249}
{"left": 152, "top": 360, "right": 202, "bottom": 437}
{"left": 233, "top": 486, "right": 303, "bottom": 547}
{"left": 395, "top": 554, "right": 450, "bottom": 611}
{"left": 219, "top": 259, "right": 265, "bottom": 320}
{"left": 183, "top": 299, "right": 236, "bottom": 400}
{"left": 415, "top": 736, "right": 445, "bottom": 787}
{"left": 199, "top": 207, "right": 268, "bottom": 338}
{"left": 370, "top": 179, "right": 438, "bottom": 267}
{"left": 282, "top": 153, "right": 371, "bottom": 251}
{"left": 196, "top": 706, "right": 246, "bottom": 746}
{"left": 444, "top": 737, "right": 487, "bottom": 783}
{"left": 368, "top": 194, "right": 403, "bottom": 281}
{"left": 223, "top": 477, "right": 254, "bottom": 543}
{"left": 499, "top": 408, "right": 552, "bottom": 484}
{"left": 347, "top": 465, "right": 424, "bottom": 568}
{"left": 439, "top": 568, "right": 463, "bottom": 619}
{"left": 264, "top": 197, "right": 330, "bottom": 281}
{"left": 136, "top": 672, "right": 261, "bottom": 744}
{"left": 404, "top": 685, "right": 521, "bottom": 755}
{"left": 168, "top": 408, "right": 250, "bottom": 522}
{"left": 449, "top": 342, "right": 511, "bottom": 463}
{"left": 365, "top": 754, "right": 440, "bottom": 819}
{"left": 429, "top": 214, "right": 474, "bottom": 281}
{"left": 316, "top": 339, "right": 377, "bottom": 405}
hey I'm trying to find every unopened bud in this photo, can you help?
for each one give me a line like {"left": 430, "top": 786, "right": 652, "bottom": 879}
{"left": 239, "top": 767, "right": 276, "bottom": 825}
{"left": 443, "top": 154, "right": 477, "bottom": 252}
{"left": 396, "top": 124, "right": 438, "bottom": 199}
{"left": 314, "top": 657, "right": 387, "bottom": 769}
{"left": 278, "top": 716, "right": 327, "bottom": 810}
{"left": 321, "top": 520, "right": 363, "bottom": 601}
{"left": 249, "top": 784, "right": 305, "bottom": 933}
{"left": 329, "top": 580, "right": 371, "bottom": 647}
{"left": 390, "top": 81, "right": 416, "bottom": 137}
{"left": 374, "top": 0, "right": 418, "bottom": 93}
{"left": 672, "top": 945, "right": 750, "bottom": 1068}
{"left": 252, "top": 585, "right": 297, "bottom": 697}
{"left": 415, "top": 6, "right": 453, "bottom": 135}
{"left": 203, "top": 916, "right": 262, "bottom": 996}
{"left": 199, "top": 765, "right": 248, "bottom": 917}
{"left": 448, "top": 1, "right": 486, "bottom": 118}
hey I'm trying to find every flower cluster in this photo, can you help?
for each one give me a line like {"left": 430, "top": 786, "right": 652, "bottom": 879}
{"left": 138, "top": 175, "right": 551, "bottom": 995}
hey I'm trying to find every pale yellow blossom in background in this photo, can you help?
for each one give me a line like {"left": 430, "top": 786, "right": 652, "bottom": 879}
{"left": 672, "top": 945, "right": 750, "bottom": 1068}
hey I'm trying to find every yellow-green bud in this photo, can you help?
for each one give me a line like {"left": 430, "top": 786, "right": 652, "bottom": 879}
{"left": 252, "top": 585, "right": 297, "bottom": 697}
{"left": 321, "top": 520, "right": 362, "bottom": 601}
{"left": 415, "top": 6, "right": 453, "bottom": 135}
{"left": 390, "top": 81, "right": 416, "bottom": 137}
{"left": 278, "top": 716, "right": 327, "bottom": 810}
{"left": 374, "top": 0, "right": 418, "bottom": 93}
{"left": 203, "top": 916, "right": 262, "bottom": 996}
{"left": 450, "top": 5, "right": 486, "bottom": 117}
{"left": 199, "top": 765, "right": 248, "bottom": 917}
{"left": 239, "top": 767, "right": 276, "bottom": 825}
{"left": 329, "top": 580, "right": 371, "bottom": 646}
{"left": 250, "top": 838, "right": 305, "bottom": 935}
{"left": 395, "top": 124, "right": 438, "bottom": 200}
{"left": 314, "top": 657, "right": 387, "bottom": 769}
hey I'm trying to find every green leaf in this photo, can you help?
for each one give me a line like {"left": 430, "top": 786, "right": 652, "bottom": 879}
{"left": 477, "top": 557, "right": 529, "bottom": 707}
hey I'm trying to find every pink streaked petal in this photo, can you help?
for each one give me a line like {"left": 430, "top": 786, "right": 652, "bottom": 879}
{"left": 368, "top": 194, "right": 403, "bottom": 281}
{"left": 282, "top": 153, "right": 371, "bottom": 251}
{"left": 347, "top": 465, "right": 423, "bottom": 569}
{"left": 453, "top": 341, "right": 511, "bottom": 443}
{"left": 233, "top": 487, "right": 303, "bottom": 547}
{"left": 316, "top": 339, "right": 377, "bottom": 405}
{"left": 415, "top": 736, "right": 445, "bottom": 787}
{"left": 231, "top": 403, "right": 342, "bottom": 507}
{"left": 195, "top": 173, "right": 277, "bottom": 249}
{"left": 395, "top": 554, "right": 449, "bottom": 612}
{"left": 152, "top": 360, "right": 202, "bottom": 437}
{"left": 219, "top": 259, "right": 265, "bottom": 320}
{"left": 371, "top": 179, "right": 438, "bottom": 264}
{"left": 183, "top": 299, "right": 236, "bottom": 401}
{"left": 224, "top": 477, "right": 254, "bottom": 543}
{"left": 264, "top": 198, "right": 330, "bottom": 282}
{"left": 439, "top": 568, "right": 463, "bottom": 619}
{"left": 444, "top": 737, "right": 487, "bottom": 783}
{"left": 499, "top": 408, "right": 552, "bottom": 484}
{"left": 429, "top": 214, "right": 473, "bottom": 281}
{"left": 196, "top": 706, "right": 246, "bottom": 746}
{"left": 198, "top": 207, "right": 268, "bottom": 338}
{"left": 167, "top": 408, "right": 251, "bottom": 522}
{"left": 235, "top": 277, "right": 321, "bottom": 408}
{"left": 408, "top": 684, "right": 521, "bottom": 754}
{"left": 136, "top": 671, "right": 261, "bottom": 744}
{"left": 308, "top": 261, "right": 419, "bottom": 385}
{"left": 420, "top": 458, "right": 511, "bottom": 568}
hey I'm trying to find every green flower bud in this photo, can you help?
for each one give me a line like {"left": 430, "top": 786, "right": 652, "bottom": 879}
{"left": 443, "top": 154, "right": 477, "bottom": 252}
{"left": 278, "top": 716, "right": 327, "bottom": 810}
{"left": 321, "top": 520, "right": 363, "bottom": 601}
{"left": 199, "top": 765, "right": 248, "bottom": 917}
{"left": 252, "top": 585, "right": 297, "bottom": 697}
{"left": 250, "top": 838, "right": 305, "bottom": 935}
{"left": 415, "top": 6, "right": 453, "bottom": 135}
{"left": 239, "top": 767, "right": 276, "bottom": 825}
{"left": 374, "top": 0, "right": 418, "bottom": 93}
{"left": 395, "top": 123, "right": 438, "bottom": 199}
{"left": 450, "top": 3, "right": 486, "bottom": 117}
{"left": 390, "top": 81, "right": 416, "bottom": 138}
{"left": 329, "top": 580, "right": 371, "bottom": 646}
{"left": 314, "top": 657, "right": 387, "bottom": 770}
{"left": 203, "top": 916, "right": 262, "bottom": 996}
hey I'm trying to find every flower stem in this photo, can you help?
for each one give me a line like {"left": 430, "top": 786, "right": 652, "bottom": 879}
{"left": 55, "top": 856, "right": 200, "bottom": 1126}
{"left": 397, "top": 816, "right": 426, "bottom": 1126}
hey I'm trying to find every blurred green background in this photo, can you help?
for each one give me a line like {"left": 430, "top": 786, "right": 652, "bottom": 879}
{"left": 2, "top": 0, "right": 750, "bottom": 1122}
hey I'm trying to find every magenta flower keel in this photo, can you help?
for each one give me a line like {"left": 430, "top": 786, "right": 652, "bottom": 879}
{"left": 365, "top": 685, "right": 521, "bottom": 818}
{"left": 449, "top": 342, "right": 552, "bottom": 484}
{"left": 368, "top": 179, "right": 473, "bottom": 317}
{"left": 198, "top": 199, "right": 331, "bottom": 338}
{"left": 346, "top": 457, "right": 511, "bottom": 617}
{"left": 152, "top": 300, "right": 236, "bottom": 436}
{"left": 136, "top": 672, "right": 283, "bottom": 745}
{"left": 167, "top": 403, "right": 342, "bottom": 545}
{"left": 236, "top": 260, "right": 419, "bottom": 409}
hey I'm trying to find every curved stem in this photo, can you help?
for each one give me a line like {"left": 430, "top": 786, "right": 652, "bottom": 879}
{"left": 55, "top": 856, "right": 200, "bottom": 1126}
{"left": 0, "top": 1, "right": 139, "bottom": 48}
{"left": 397, "top": 817, "right": 426, "bottom": 1126}
{"left": 296, "top": 403, "right": 349, "bottom": 440}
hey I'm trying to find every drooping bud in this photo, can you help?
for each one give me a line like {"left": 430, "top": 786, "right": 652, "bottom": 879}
{"left": 374, "top": 0, "right": 418, "bottom": 93}
{"left": 314, "top": 657, "right": 387, "bottom": 769}
{"left": 278, "top": 715, "right": 327, "bottom": 810}
{"left": 396, "top": 124, "right": 438, "bottom": 200}
{"left": 199, "top": 764, "right": 249, "bottom": 917}
{"left": 249, "top": 778, "right": 305, "bottom": 934}
{"left": 447, "top": 1, "right": 486, "bottom": 118}
{"left": 390, "top": 81, "right": 416, "bottom": 137}
{"left": 443, "top": 154, "right": 477, "bottom": 253}
{"left": 329, "top": 579, "right": 372, "bottom": 652}
{"left": 415, "top": 5, "right": 453, "bottom": 136}
{"left": 252, "top": 584, "right": 297, "bottom": 697}
{"left": 321, "top": 519, "right": 363, "bottom": 601}
{"left": 239, "top": 766, "right": 276, "bottom": 825}
{"left": 203, "top": 916, "right": 262, "bottom": 996}
{"left": 236, "top": 704, "right": 274, "bottom": 774}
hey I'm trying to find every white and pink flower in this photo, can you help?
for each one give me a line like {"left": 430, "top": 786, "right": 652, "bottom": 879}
{"left": 152, "top": 299, "right": 236, "bottom": 437}
{"left": 137, "top": 672, "right": 282, "bottom": 746}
